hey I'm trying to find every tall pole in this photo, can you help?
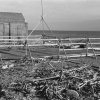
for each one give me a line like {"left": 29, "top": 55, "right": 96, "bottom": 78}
{"left": 41, "top": 0, "right": 44, "bottom": 19}
{"left": 41, "top": 0, "right": 53, "bottom": 39}
{"left": 41, "top": 0, "right": 45, "bottom": 44}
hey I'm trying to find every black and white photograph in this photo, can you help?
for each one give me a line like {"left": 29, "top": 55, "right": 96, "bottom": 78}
{"left": 0, "top": 0, "right": 100, "bottom": 100}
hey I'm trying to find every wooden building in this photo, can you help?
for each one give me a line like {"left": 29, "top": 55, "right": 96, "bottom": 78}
{"left": 0, "top": 12, "right": 28, "bottom": 39}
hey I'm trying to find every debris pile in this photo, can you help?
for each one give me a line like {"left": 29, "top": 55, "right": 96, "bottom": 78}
{"left": 0, "top": 56, "right": 100, "bottom": 100}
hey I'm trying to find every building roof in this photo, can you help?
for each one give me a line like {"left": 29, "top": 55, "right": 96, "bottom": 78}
{"left": 0, "top": 12, "right": 25, "bottom": 23}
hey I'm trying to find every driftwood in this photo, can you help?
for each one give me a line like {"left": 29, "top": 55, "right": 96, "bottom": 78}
{"left": 27, "top": 76, "right": 61, "bottom": 82}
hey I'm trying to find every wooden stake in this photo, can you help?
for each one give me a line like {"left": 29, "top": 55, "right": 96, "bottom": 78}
{"left": 86, "top": 38, "right": 89, "bottom": 57}
{"left": 88, "top": 38, "right": 97, "bottom": 59}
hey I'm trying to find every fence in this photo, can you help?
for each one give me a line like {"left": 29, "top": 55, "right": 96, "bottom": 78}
{"left": 0, "top": 37, "right": 100, "bottom": 48}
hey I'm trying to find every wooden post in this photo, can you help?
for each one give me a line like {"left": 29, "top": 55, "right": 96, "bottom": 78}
{"left": 0, "top": 53, "right": 3, "bottom": 64}
{"left": 9, "top": 22, "right": 11, "bottom": 39}
{"left": 86, "top": 38, "right": 89, "bottom": 57}
{"left": 25, "top": 40, "right": 28, "bottom": 56}
{"left": 61, "top": 39, "right": 68, "bottom": 60}
{"left": 88, "top": 39, "right": 97, "bottom": 59}
{"left": 58, "top": 39, "right": 61, "bottom": 59}
{"left": 41, "top": 16, "right": 45, "bottom": 37}
{"left": 3, "top": 23, "right": 5, "bottom": 39}
{"left": 17, "top": 26, "right": 19, "bottom": 39}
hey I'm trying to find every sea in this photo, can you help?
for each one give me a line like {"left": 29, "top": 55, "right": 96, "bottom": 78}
{"left": 28, "top": 30, "right": 100, "bottom": 38}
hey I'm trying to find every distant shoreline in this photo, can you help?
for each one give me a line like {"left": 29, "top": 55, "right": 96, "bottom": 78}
{"left": 28, "top": 30, "right": 100, "bottom": 38}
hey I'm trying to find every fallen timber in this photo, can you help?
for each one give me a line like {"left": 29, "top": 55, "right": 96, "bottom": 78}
{"left": 44, "top": 53, "right": 99, "bottom": 60}
{"left": 30, "top": 76, "right": 60, "bottom": 82}
{"left": 26, "top": 64, "right": 89, "bottom": 82}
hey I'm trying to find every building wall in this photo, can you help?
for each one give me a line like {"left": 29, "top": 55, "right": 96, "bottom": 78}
{"left": 10, "top": 22, "right": 28, "bottom": 39}
{"left": 0, "top": 23, "right": 3, "bottom": 39}
{"left": 0, "top": 22, "right": 28, "bottom": 39}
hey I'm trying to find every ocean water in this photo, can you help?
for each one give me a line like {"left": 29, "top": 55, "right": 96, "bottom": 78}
{"left": 28, "top": 30, "right": 100, "bottom": 38}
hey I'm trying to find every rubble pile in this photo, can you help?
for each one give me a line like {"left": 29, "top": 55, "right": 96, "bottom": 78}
{"left": 0, "top": 56, "right": 100, "bottom": 100}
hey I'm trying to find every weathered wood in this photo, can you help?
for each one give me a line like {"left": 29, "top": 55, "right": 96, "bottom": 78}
{"left": 31, "top": 76, "right": 60, "bottom": 82}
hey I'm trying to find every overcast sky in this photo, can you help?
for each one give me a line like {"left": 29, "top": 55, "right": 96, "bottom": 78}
{"left": 0, "top": 0, "right": 100, "bottom": 31}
